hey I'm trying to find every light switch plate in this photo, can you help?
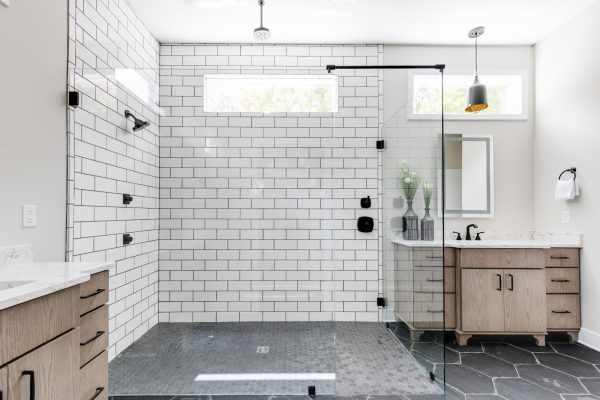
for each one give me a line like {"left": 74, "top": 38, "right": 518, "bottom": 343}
{"left": 22, "top": 205, "right": 37, "bottom": 228}
{"left": 561, "top": 210, "right": 571, "bottom": 224}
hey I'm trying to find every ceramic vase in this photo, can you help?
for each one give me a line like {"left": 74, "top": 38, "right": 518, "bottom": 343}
{"left": 402, "top": 200, "right": 419, "bottom": 240}
{"left": 421, "top": 208, "right": 434, "bottom": 241}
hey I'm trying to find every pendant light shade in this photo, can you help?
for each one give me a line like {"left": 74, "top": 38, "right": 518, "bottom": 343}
{"left": 465, "top": 26, "right": 488, "bottom": 113}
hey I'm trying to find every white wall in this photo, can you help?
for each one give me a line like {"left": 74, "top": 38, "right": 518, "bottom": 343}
{"left": 0, "top": 0, "right": 67, "bottom": 261}
{"left": 383, "top": 45, "right": 535, "bottom": 234}
{"left": 158, "top": 44, "right": 382, "bottom": 323}
{"left": 67, "top": 0, "right": 161, "bottom": 359}
{"left": 534, "top": 0, "right": 600, "bottom": 348}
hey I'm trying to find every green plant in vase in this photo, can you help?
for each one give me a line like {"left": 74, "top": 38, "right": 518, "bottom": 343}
{"left": 399, "top": 161, "right": 421, "bottom": 240}
{"left": 421, "top": 181, "right": 434, "bottom": 240}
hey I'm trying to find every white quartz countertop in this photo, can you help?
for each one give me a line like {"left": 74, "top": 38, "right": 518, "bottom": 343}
{"left": 391, "top": 239, "right": 582, "bottom": 249}
{"left": 0, "top": 261, "right": 115, "bottom": 311}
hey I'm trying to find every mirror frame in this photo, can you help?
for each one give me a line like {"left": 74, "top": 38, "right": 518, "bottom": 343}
{"left": 438, "top": 133, "right": 494, "bottom": 218}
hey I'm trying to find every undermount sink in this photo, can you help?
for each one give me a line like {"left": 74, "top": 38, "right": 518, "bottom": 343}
{"left": 0, "top": 280, "right": 35, "bottom": 291}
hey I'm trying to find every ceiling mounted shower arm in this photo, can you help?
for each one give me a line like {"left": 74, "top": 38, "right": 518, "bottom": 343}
{"left": 326, "top": 64, "right": 446, "bottom": 73}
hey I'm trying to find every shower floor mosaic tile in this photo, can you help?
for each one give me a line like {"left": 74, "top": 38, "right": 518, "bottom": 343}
{"left": 109, "top": 322, "right": 439, "bottom": 397}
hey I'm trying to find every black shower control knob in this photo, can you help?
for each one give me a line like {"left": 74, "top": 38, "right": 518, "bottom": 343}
{"left": 123, "top": 194, "right": 133, "bottom": 205}
{"left": 360, "top": 196, "right": 371, "bottom": 209}
{"left": 123, "top": 234, "right": 133, "bottom": 245}
{"left": 357, "top": 216, "right": 374, "bottom": 233}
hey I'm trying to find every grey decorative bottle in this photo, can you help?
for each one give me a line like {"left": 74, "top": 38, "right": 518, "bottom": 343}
{"left": 421, "top": 208, "right": 434, "bottom": 241}
{"left": 402, "top": 201, "right": 419, "bottom": 240}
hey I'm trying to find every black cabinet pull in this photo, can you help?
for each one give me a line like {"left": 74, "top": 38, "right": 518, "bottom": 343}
{"left": 90, "top": 387, "right": 105, "bottom": 400}
{"left": 80, "top": 288, "right": 105, "bottom": 299}
{"left": 22, "top": 371, "right": 35, "bottom": 400}
{"left": 426, "top": 309, "right": 443, "bottom": 313}
{"left": 550, "top": 256, "right": 570, "bottom": 260}
{"left": 426, "top": 278, "right": 444, "bottom": 282}
{"left": 426, "top": 256, "right": 443, "bottom": 260}
{"left": 81, "top": 331, "right": 105, "bottom": 346}
{"left": 551, "top": 279, "right": 571, "bottom": 283}
{"left": 1, "top": 389, "right": 3, "bottom": 400}
{"left": 552, "top": 310, "right": 572, "bottom": 314}
{"left": 508, "top": 274, "right": 514, "bottom": 291}
{"left": 496, "top": 274, "right": 502, "bottom": 291}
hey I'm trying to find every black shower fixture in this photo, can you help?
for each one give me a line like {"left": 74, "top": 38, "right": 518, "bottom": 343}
{"left": 124, "top": 110, "right": 150, "bottom": 132}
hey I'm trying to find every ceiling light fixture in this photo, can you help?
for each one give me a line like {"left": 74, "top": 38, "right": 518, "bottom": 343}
{"left": 465, "top": 26, "right": 488, "bottom": 113}
{"left": 254, "top": 0, "right": 271, "bottom": 41}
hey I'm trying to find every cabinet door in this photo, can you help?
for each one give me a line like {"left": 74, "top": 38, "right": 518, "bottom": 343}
{"left": 504, "top": 269, "right": 547, "bottom": 332}
{"left": 461, "top": 269, "right": 505, "bottom": 332}
{"left": 8, "top": 329, "right": 79, "bottom": 400}
{"left": 1, "top": 366, "right": 7, "bottom": 400}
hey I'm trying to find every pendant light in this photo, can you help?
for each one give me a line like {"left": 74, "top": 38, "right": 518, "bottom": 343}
{"left": 465, "top": 26, "right": 488, "bottom": 113}
{"left": 254, "top": 0, "right": 271, "bottom": 41}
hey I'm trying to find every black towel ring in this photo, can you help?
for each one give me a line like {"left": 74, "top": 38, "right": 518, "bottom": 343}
{"left": 558, "top": 167, "right": 577, "bottom": 181}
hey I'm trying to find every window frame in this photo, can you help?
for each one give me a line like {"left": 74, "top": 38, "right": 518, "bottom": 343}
{"left": 407, "top": 69, "right": 529, "bottom": 121}
{"left": 203, "top": 74, "right": 339, "bottom": 114}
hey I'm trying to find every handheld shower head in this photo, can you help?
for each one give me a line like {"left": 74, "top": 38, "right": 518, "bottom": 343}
{"left": 124, "top": 110, "right": 150, "bottom": 132}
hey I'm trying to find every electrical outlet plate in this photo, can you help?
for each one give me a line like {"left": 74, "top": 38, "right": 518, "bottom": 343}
{"left": 561, "top": 210, "right": 571, "bottom": 224}
{"left": 22, "top": 205, "right": 37, "bottom": 228}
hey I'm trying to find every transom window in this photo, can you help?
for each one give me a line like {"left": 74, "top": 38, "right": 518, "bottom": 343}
{"left": 204, "top": 74, "right": 338, "bottom": 113}
{"left": 409, "top": 72, "right": 527, "bottom": 120}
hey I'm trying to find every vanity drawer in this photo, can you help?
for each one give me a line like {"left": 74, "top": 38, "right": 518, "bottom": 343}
{"left": 414, "top": 267, "right": 455, "bottom": 293}
{"left": 0, "top": 286, "right": 78, "bottom": 366}
{"left": 547, "top": 294, "right": 580, "bottom": 329}
{"left": 0, "top": 366, "right": 7, "bottom": 400}
{"left": 412, "top": 293, "right": 455, "bottom": 329}
{"left": 546, "top": 248, "right": 580, "bottom": 267}
{"left": 80, "top": 305, "right": 108, "bottom": 367}
{"left": 80, "top": 351, "right": 108, "bottom": 400}
{"left": 457, "top": 248, "right": 546, "bottom": 269}
{"left": 546, "top": 268, "right": 580, "bottom": 293}
{"left": 413, "top": 248, "right": 445, "bottom": 267}
{"left": 79, "top": 271, "right": 109, "bottom": 316}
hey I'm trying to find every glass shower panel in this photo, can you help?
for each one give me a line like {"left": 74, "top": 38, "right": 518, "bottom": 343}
{"left": 382, "top": 69, "right": 446, "bottom": 394}
{"left": 333, "top": 67, "right": 446, "bottom": 397}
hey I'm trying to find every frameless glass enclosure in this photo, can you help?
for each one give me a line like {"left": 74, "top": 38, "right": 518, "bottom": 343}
{"left": 67, "top": 53, "right": 446, "bottom": 398}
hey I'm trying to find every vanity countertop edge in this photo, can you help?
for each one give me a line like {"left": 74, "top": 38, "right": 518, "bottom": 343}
{"left": 391, "top": 239, "right": 582, "bottom": 249}
{"left": 0, "top": 260, "right": 115, "bottom": 311}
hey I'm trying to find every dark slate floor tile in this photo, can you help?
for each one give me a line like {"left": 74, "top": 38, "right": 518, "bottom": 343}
{"left": 582, "top": 378, "right": 600, "bottom": 396}
{"left": 441, "top": 364, "right": 495, "bottom": 395}
{"left": 461, "top": 353, "right": 518, "bottom": 377}
{"left": 465, "top": 395, "right": 506, "bottom": 400}
{"left": 536, "top": 353, "right": 600, "bottom": 377}
{"left": 412, "top": 343, "right": 460, "bottom": 364}
{"left": 109, "top": 397, "right": 176, "bottom": 400}
{"left": 561, "top": 395, "right": 600, "bottom": 400}
{"left": 495, "top": 378, "right": 562, "bottom": 400}
{"left": 482, "top": 343, "right": 536, "bottom": 364}
{"left": 516, "top": 364, "right": 586, "bottom": 393}
{"left": 552, "top": 344, "right": 600, "bottom": 364}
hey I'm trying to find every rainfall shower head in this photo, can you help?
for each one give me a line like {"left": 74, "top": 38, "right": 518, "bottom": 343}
{"left": 124, "top": 110, "right": 150, "bottom": 132}
{"left": 254, "top": 0, "right": 271, "bottom": 40}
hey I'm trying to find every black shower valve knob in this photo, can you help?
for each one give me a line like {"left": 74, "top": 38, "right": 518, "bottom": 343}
{"left": 360, "top": 196, "right": 371, "bottom": 209}
{"left": 123, "top": 234, "right": 133, "bottom": 245}
{"left": 123, "top": 193, "right": 133, "bottom": 205}
{"left": 357, "top": 216, "right": 374, "bottom": 233}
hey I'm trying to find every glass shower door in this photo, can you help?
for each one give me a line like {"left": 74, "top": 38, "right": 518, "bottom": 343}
{"left": 333, "top": 66, "right": 446, "bottom": 397}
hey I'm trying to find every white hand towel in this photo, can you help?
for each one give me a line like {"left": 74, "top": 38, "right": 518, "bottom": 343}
{"left": 555, "top": 179, "right": 580, "bottom": 200}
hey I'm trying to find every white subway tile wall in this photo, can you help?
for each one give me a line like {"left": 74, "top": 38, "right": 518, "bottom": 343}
{"left": 158, "top": 44, "right": 383, "bottom": 323}
{"left": 67, "top": 0, "right": 160, "bottom": 360}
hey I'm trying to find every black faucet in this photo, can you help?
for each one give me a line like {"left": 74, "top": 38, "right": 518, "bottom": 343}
{"left": 466, "top": 224, "right": 478, "bottom": 240}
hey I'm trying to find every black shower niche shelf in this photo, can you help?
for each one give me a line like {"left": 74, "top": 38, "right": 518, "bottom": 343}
{"left": 357, "top": 216, "right": 374, "bottom": 233}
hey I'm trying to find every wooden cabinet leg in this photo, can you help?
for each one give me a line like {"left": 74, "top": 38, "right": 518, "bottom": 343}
{"left": 455, "top": 332, "right": 472, "bottom": 346}
{"left": 409, "top": 329, "right": 425, "bottom": 342}
{"left": 534, "top": 334, "right": 546, "bottom": 347}
{"left": 567, "top": 331, "right": 579, "bottom": 344}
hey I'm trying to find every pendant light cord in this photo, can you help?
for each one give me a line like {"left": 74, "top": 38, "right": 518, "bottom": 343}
{"left": 475, "top": 36, "right": 478, "bottom": 76}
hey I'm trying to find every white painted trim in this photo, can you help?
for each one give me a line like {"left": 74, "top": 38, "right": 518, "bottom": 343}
{"left": 578, "top": 328, "right": 600, "bottom": 352}
{"left": 195, "top": 373, "right": 335, "bottom": 381}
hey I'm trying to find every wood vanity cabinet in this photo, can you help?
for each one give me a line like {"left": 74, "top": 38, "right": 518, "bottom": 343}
{"left": 0, "top": 271, "right": 110, "bottom": 400}
{"left": 1, "top": 366, "right": 7, "bottom": 400}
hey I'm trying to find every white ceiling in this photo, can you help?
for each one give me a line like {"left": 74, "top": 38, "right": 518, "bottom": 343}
{"left": 127, "top": 0, "right": 599, "bottom": 45}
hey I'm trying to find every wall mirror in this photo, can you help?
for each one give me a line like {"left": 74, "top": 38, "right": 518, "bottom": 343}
{"left": 439, "top": 133, "right": 494, "bottom": 218}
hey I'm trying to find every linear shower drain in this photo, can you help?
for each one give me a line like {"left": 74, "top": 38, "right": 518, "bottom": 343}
{"left": 256, "top": 346, "right": 270, "bottom": 354}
